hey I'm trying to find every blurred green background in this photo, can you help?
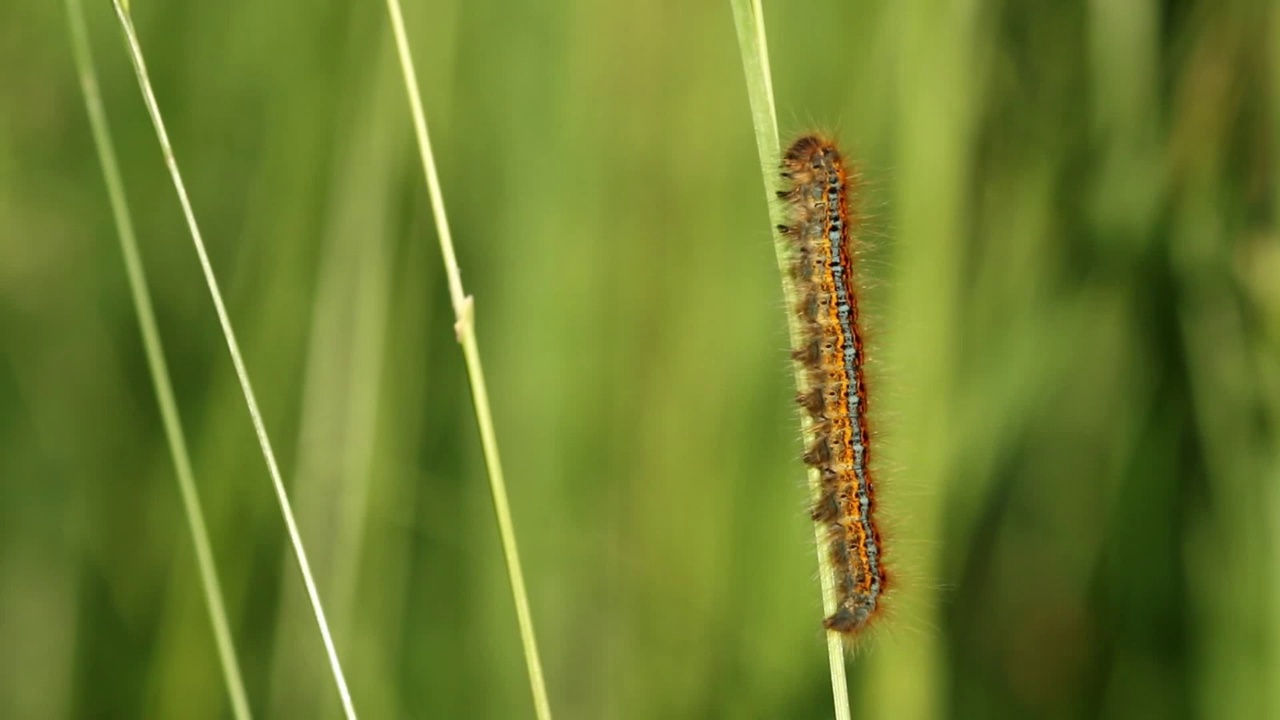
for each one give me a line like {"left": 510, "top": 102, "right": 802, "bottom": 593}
{"left": 2, "top": 0, "right": 1278, "bottom": 717}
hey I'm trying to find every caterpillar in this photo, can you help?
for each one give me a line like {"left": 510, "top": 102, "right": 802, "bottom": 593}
{"left": 777, "top": 134, "right": 887, "bottom": 637}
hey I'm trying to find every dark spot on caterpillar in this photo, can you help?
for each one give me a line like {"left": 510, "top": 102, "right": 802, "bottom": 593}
{"left": 823, "top": 608, "right": 862, "bottom": 633}
{"left": 792, "top": 341, "right": 821, "bottom": 366}
{"left": 811, "top": 490, "right": 841, "bottom": 522}
{"left": 796, "top": 388, "right": 824, "bottom": 414}
{"left": 803, "top": 438, "right": 831, "bottom": 467}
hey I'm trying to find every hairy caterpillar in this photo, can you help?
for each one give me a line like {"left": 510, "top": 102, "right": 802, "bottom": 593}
{"left": 777, "top": 135, "right": 887, "bottom": 637}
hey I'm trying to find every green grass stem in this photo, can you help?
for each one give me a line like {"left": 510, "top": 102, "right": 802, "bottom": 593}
{"left": 382, "top": 2, "right": 553, "bottom": 719}
{"left": 106, "top": 2, "right": 357, "bottom": 717}
{"left": 63, "top": 1, "right": 251, "bottom": 716}
{"left": 728, "top": 2, "right": 853, "bottom": 719}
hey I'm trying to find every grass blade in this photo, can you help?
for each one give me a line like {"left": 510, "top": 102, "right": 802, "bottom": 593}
{"left": 63, "top": 0, "right": 251, "bottom": 717}
{"left": 728, "top": 1, "right": 853, "bottom": 718}
{"left": 106, "top": 2, "right": 357, "bottom": 717}
{"left": 382, "top": 2, "right": 553, "bottom": 718}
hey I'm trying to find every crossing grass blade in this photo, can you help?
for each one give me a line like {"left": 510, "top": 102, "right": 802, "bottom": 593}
{"left": 107, "top": 2, "right": 358, "bottom": 716}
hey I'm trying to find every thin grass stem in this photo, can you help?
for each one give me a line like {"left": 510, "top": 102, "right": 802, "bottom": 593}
{"left": 728, "top": 1, "right": 853, "bottom": 718}
{"left": 106, "top": 2, "right": 356, "bottom": 717}
{"left": 64, "top": 2, "right": 251, "bottom": 717}
{"left": 381, "top": 2, "right": 553, "bottom": 719}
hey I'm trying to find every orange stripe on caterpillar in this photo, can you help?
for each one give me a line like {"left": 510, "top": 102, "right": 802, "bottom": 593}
{"left": 779, "top": 134, "right": 887, "bottom": 637}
